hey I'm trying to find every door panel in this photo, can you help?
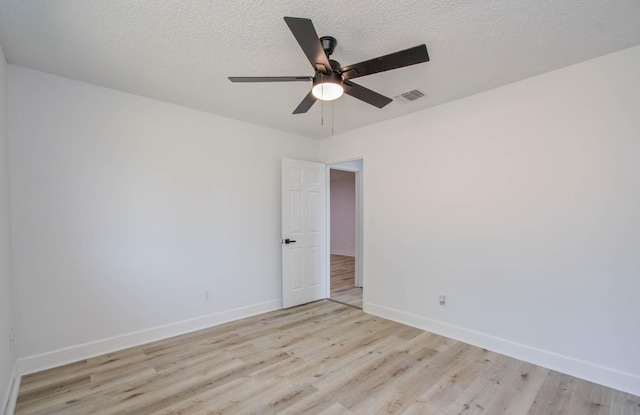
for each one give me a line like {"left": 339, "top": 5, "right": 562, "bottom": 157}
{"left": 282, "top": 158, "right": 327, "bottom": 308}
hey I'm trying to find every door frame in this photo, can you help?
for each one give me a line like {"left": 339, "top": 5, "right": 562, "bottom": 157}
{"left": 326, "top": 157, "right": 364, "bottom": 301}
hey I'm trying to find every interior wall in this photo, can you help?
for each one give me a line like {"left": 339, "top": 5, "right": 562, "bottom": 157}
{"left": 8, "top": 66, "right": 320, "bottom": 364}
{"left": 321, "top": 45, "right": 640, "bottom": 394}
{"left": 0, "top": 44, "right": 16, "bottom": 412}
{"left": 330, "top": 170, "right": 356, "bottom": 256}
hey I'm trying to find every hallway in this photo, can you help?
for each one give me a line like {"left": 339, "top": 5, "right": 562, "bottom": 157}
{"left": 329, "top": 254, "right": 362, "bottom": 309}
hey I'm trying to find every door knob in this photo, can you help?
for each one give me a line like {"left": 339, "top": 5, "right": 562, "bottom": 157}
{"left": 284, "top": 238, "right": 297, "bottom": 244}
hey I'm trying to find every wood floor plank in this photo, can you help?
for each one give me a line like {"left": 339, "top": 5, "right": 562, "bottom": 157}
{"left": 330, "top": 255, "right": 362, "bottom": 308}
{"left": 482, "top": 361, "right": 548, "bottom": 414}
{"left": 15, "top": 300, "right": 639, "bottom": 414}
{"left": 319, "top": 402, "right": 355, "bottom": 415}
{"left": 609, "top": 390, "right": 640, "bottom": 415}
{"left": 399, "top": 343, "right": 490, "bottom": 414}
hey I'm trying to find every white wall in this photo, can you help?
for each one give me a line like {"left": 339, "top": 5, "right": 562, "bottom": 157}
{"left": 321, "top": 45, "right": 640, "bottom": 395}
{"left": 0, "top": 44, "right": 17, "bottom": 413}
{"left": 8, "top": 66, "right": 320, "bottom": 368}
{"left": 330, "top": 171, "right": 356, "bottom": 256}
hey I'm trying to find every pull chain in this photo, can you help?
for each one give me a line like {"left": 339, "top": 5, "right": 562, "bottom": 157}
{"left": 320, "top": 73, "right": 324, "bottom": 126}
{"left": 331, "top": 100, "right": 334, "bottom": 135}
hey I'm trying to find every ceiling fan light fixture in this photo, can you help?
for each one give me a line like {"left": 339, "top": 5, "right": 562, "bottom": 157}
{"left": 312, "top": 73, "right": 344, "bottom": 101}
{"left": 312, "top": 82, "right": 343, "bottom": 101}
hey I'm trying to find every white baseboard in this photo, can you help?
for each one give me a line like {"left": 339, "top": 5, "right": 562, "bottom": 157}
{"left": 19, "top": 299, "right": 281, "bottom": 376}
{"left": 330, "top": 250, "right": 355, "bottom": 257}
{"left": 364, "top": 302, "right": 640, "bottom": 396}
{"left": 2, "top": 361, "right": 20, "bottom": 415}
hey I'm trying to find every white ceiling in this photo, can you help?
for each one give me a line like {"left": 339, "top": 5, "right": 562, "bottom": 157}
{"left": 1, "top": 1, "right": 639, "bottom": 140}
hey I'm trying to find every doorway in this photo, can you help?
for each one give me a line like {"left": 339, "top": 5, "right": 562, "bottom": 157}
{"left": 328, "top": 160, "right": 363, "bottom": 309}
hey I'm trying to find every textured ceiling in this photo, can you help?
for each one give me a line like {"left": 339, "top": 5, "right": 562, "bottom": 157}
{"left": 1, "top": 1, "right": 640, "bottom": 139}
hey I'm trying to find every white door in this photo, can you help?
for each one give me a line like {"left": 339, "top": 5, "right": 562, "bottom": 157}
{"left": 282, "top": 158, "right": 327, "bottom": 308}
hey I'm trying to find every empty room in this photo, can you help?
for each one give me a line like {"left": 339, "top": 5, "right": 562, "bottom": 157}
{"left": 1, "top": 1, "right": 640, "bottom": 414}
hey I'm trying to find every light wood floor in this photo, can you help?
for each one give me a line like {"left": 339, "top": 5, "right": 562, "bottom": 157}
{"left": 15, "top": 301, "right": 639, "bottom": 414}
{"left": 330, "top": 254, "right": 362, "bottom": 309}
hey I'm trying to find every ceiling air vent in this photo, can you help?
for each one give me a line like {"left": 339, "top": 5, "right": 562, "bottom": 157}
{"left": 394, "top": 89, "right": 425, "bottom": 103}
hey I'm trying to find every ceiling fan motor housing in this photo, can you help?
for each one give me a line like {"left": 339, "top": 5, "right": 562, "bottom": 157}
{"left": 328, "top": 59, "right": 341, "bottom": 73}
{"left": 313, "top": 71, "right": 342, "bottom": 86}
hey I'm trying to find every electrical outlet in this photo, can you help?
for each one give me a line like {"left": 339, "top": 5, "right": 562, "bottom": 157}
{"left": 439, "top": 295, "right": 446, "bottom": 306}
{"left": 204, "top": 290, "right": 210, "bottom": 301}
{"left": 9, "top": 328, "right": 14, "bottom": 352}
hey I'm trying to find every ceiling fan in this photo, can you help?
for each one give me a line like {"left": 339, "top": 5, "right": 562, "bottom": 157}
{"left": 228, "top": 17, "right": 430, "bottom": 114}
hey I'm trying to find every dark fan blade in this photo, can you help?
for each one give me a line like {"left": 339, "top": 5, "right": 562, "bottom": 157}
{"left": 284, "top": 17, "right": 332, "bottom": 73}
{"left": 343, "top": 80, "right": 392, "bottom": 108}
{"left": 293, "top": 91, "right": 317, "bottom": 114}
{"left": 340, "top": 44, "right": 429, "bottom": 80}
{"left": 228, "top": 76, "right": 312, "bottom": 83}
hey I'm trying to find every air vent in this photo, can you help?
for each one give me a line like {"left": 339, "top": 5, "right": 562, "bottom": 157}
{"left": 394, "top": 89, "right": 425, "bottom": 103}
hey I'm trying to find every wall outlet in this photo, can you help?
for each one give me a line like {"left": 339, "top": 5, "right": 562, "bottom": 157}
{"left": 204, "top": 289, "right": 210, "bottom": 301}
{"left": 439, "top": 295, "right": 446, "bottom": 306}
{"left": 9, "top": 327, "right": 14, "bottom": 352}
